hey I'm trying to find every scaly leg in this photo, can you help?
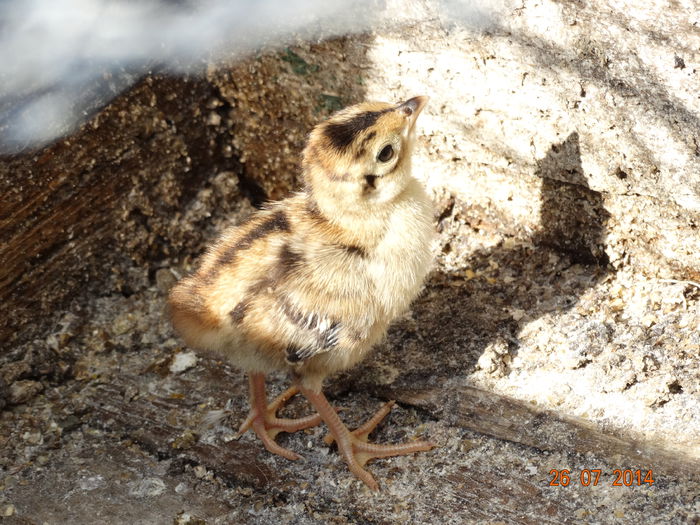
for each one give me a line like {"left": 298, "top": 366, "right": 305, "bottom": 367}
{"left": 236, "top": 373, "right": 322, "bottom": 461}
{"left": 301, "top": 387, "right": 436, "bottom": 490}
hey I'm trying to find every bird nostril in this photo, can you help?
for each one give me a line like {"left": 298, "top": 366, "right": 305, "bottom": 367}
{"left": 398, "top": 96, "right": 428, "bottom": 118}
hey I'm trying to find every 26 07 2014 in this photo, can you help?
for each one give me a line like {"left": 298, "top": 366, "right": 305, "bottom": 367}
{"left": 549, "top": 469, "right": 655, "bottom": 487}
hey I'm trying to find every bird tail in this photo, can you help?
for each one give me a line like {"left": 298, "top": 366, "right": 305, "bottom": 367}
{"left": 168, "top": 278, "right": 222, "bottom": 351}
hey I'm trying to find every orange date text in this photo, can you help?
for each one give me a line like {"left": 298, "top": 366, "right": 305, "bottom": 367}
{"left": 548, "top": 469, "right": 655, "bottom": 487}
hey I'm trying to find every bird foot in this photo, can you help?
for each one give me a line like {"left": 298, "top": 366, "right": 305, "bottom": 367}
{"left": 302, "top": 389, "right": 436, "bottom": 490}
{"left": 323, "top": 400, "right": 396, "bottom": 445}
{"left": 237, "top": 382, "right": 322, "bottom": 461}
{"left": 340, "top": 431, "right": 436, "bottom": 491}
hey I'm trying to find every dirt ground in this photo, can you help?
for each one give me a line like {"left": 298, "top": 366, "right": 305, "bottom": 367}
{"left": 1, "top": 185, "right": 698, "bottom": 523}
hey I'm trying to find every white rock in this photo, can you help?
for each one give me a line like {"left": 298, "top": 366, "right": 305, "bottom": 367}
{"left": 128, "top": 477, "right": 166, "bottom": 498}
{"left": 170, "top": 351, "right": 198, "bottom": 374}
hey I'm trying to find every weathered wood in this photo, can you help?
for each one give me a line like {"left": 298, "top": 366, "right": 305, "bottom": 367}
{"left": 84, "top": 382, "right": 276, "bottom": 488}
{"left": 437, "top": 461, "right": 566, "bottom": 524}
{"left": 378, "top": 384, "right": 700, "bottom": 479}
{"left": 0, "top": 75, "right": 243, "bottom": 347}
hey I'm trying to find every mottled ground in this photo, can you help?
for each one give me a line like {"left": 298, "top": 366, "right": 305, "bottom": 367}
{"left": 1, "top": 202, "right": 698, "bottom": 523}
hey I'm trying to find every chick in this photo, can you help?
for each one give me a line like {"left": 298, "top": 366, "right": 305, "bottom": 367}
{"left": 169, "top": 96, "right": 435, "bottom": 490}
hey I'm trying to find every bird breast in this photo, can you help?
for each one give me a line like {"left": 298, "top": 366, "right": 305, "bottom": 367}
{"left": 365, "top": 177, "right": 435, "bottom": 322}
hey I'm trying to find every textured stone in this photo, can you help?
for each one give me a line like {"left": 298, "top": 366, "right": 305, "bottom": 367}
{"left": 360, "top": 0, "right": 700, "bottom": 281}
{"left": 8, "top": 380, "right": 44, "bottom": 405}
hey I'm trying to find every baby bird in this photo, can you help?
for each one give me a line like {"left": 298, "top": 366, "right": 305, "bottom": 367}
{"left": 169, "top": 96, "right": 435, "bottom": 490}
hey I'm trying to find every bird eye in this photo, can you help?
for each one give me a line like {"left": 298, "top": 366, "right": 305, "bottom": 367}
{"left": 377, "top": 144, "right": 394, "bottom": 162}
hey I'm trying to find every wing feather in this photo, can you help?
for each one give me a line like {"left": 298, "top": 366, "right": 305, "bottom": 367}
{"left": 279, "top": 296, "right": 342, "bottom": 364}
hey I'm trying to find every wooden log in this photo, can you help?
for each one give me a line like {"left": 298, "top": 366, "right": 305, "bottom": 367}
{"left": 0, "top": 75, "right": 243, "bottom": 347}
{"left": 376, "top": 384, "right": 700, "bottom": 479}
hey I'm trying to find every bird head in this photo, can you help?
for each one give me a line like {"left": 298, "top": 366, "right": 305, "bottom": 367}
{"left": 302, "top": 96, "right": 428, "bottom": 218}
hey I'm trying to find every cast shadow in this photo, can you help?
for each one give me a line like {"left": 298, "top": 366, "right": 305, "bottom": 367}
{"left": 333, "top": 131, "right": 611, "bottom": 398}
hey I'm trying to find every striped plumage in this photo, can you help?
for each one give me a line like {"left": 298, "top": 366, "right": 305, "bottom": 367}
{"left": 169, "top": 96, "right": 435, "bottom": 490}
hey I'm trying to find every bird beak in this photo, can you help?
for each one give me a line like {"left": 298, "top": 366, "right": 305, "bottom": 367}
{"left": 398, "top": 96, "right": 429, "bottom": 128}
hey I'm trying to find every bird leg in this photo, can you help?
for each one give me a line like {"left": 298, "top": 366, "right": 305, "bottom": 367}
{"left": 236, "top": 372, "right": 323, "bottom": 461}
{"left": 300, "top": 387, "right": 436, "bottom": 490}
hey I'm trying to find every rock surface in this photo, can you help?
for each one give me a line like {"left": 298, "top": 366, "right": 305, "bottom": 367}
{"left": 368, "top": 0, "right": 700, "bottom": 281}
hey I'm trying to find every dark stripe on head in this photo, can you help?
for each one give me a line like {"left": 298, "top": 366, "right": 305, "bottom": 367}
{"left": 354, "top": 130, "right": 378, "bottom": 159}
{"left": 362, "top": 130, "right": 377, "bottom": 145}
{"left": 323, "top": 110, "right": 388, "bottom": 151}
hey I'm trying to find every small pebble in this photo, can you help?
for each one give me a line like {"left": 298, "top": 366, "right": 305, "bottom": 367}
{"left": 8, "top": 380, "right": 43, "bottom": 405}
{"left": 79, "top": 475, "right": 105, "bottom": 491}
{"left": 175, "top": 482, "right": 190, "bottom": 494}
{"left": 207, "top": 112, "right": 222, "bottom": 126}
{"left": 128, "top": 477, "right": 166, "bottom": 498}
{"left": 111, "top": 313, "right": 134, "bottom": 336}
{"left": 155, "top": 268, "right": 177, "bottom": 293}
{"left": 170, "top": 352, "right": 198, "bottom": 374}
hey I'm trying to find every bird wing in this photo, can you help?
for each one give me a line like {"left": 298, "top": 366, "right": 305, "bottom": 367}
{"left": 278, "top": 295, "right": 343, "bottom": 364}
{"left": 271, "top": 240, "right": 376, "bottom": 365}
